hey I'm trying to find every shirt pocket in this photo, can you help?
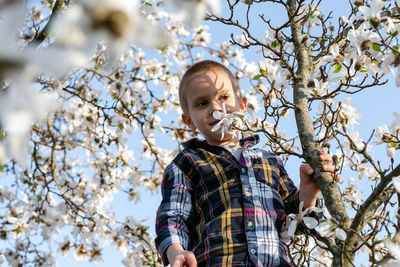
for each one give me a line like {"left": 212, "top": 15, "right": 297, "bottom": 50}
{"left": 252, "top": 159, "right": 280, "bottom": 191}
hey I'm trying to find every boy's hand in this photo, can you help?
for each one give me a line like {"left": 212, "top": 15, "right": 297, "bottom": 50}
{"left": 167, "top": 243, "right": 197, "bottom": 267}
{"left": 299, "top": 149, "right": 340, "bottom": 209}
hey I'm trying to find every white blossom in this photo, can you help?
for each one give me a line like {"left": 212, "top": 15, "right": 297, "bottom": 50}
{"left": 51, "top": 0, "right": 169, "bottom": 66}
{"left": 358, "top": 0, "right": 385, "bottom": 20}
{"left": 211, "top": 102, "right": 244, "bottom": 140}
{"left": 393, "top": 177, "right": 400, "bottom": 193}
{"left": 164, "top": 0, "right": 221, "bottom": 28}
{"left": 0, "top": 77, "right": 59, "bottom": 167}
{"left": 281, "top": 201, "right": 322, "bottom": 242}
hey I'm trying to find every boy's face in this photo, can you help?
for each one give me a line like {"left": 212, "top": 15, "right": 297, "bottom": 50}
{"left": 181, "top": 67, "right": 247, "bottom": 146}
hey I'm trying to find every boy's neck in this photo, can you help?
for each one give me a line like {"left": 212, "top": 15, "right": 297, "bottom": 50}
{"left": 206, "top": 136, "right": 240, "bottom": 147}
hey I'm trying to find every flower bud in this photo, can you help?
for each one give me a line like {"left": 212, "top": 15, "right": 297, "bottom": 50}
{"left": 382, "top": 133, "right": 394, "bottom": 143}
{"left": 334, "top": 55, "right": 344, "bottom": 65}
{"left": 354, "top": 0, "right": 364, "bottom": 6}
{"left": 355, "top": 61, "right": 363, "bottom": 71}
{"left": 361, "top": 40, "right": 373, "bottom": 51}
{"left": 307, "top": 80, "right": 316, "bottom": 88}
{"left": 369, "top": 17, "right": 380, "bottom": 29}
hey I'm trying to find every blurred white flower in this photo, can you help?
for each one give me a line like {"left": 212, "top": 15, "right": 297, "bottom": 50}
{"left": 391, "top": 112, "right": 400, "bottom": 132}
{"left": 0, "top": 76, "right": 59, "bottom": 167}
{"left": 51, "top": 0, "right": 169, "bottom": 66}
{"left": 393, "top": 177, "right": 400, "bottom": 193}
{"left": 164, "top": 0, "right": 221, "bottom": 28}
{"left": 0, "top": 3, "right": 85, "bottom": 78}
{"left": 383, "top": 240, "right": 400, "bottom": 267}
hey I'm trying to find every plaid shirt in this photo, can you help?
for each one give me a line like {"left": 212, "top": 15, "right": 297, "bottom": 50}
{"left": 155, "top": 135, "right": 300, "bottom": 266}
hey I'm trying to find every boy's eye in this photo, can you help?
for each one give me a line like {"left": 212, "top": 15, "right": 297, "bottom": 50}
{"left": 195, "top": 100, "right": 208, "bottom": 107}
{"left": 219, "top": 95, "right": 229, "bottom": 101}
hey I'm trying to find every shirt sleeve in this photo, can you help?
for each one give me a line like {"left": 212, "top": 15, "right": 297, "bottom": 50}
{"left": 155, "top": 162, "right": 195, "bottom": 265}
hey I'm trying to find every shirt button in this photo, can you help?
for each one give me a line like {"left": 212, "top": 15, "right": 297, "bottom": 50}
{"left": 251, "top": 248, "right": 256, "bottom": 254}
{"left": 248, "top": 221, "right": 253, "bottom": 227}
{"left": 244, "top": 192, "right": 251, "bottom": 197}
{"left": 241, "top": 168, "right": 246, "bottom": 172}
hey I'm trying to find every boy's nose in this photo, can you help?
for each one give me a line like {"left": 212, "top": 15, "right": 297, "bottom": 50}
{"left": 210, "top": 100, "right": 223, "bottom": 112}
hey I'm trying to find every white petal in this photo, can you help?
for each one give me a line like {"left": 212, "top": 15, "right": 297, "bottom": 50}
{"left": 220, "top": 126, "right": 225, "bottom": 140}
{"left": 280, "top": 231, "right": 291, "bottom": 245}
{"left": 302, "top": 206, "right": 323, "bottom": 216}
{"left": 335, "top": 228, "right": 347, "bottom": 241}
{"left": 393, "top": 177, "right": 400, "bottom": 193}
{"left": 385, "top": 240, "right": 400, "bottom": 260}
{"left": 222, "top": 102, "right": 226, "bottom": 114}
{"left": 213, "top": 111, "right": 223, "bottom": 120}
{"left": 303, "top": 217, "right": 318, "bottom": 229}
{"left": 287, "top": 220, "right": 298, "bottom": 237}
{"left": 318, "top": 221, "right": 333, "bottom": 237}
{"left": 211, "top": 122, "right": 222, "bottom": 132}
{"left": 387, "top": 145, "right": 396, "bottom": 158}
{"left": 6, "top": 216, "right": 18, "bottom": 224}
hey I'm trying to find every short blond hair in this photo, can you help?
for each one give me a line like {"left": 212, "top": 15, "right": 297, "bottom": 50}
{"left": 179, "top": 60, "right": 241, "bottom": 115}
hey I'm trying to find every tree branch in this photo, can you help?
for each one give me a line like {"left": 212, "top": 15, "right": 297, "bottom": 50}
{"left": 347, "top": 163, "right": 400, "bottom": 249}
{"left": 287, "top": 0, "right": 350, "bottom": 229}
{"left": 28, "top": 0, "right": 64, "bottom": 46}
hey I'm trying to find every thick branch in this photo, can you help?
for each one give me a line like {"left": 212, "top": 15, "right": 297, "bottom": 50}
{"left": 29, "top": 0, "right": 64, "bottom": 46}
{"left": 287, "top": 0, "right": 350, "bottom": 229}
{"left": 347, "top": 164, "right": 400, "bottom": 249}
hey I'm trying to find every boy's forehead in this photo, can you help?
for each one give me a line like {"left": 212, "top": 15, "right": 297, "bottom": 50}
{"left": 184, "top": 68, "right": 231, "bottom": 91}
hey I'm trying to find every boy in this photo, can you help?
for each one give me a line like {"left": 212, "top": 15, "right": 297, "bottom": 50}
{"left": 155, "top": 60, "right": 336, "bottom": 266}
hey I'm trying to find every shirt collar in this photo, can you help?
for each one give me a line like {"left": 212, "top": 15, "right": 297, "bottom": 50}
{"left": 181, "top": 134, "right": 260, "bottom": 150}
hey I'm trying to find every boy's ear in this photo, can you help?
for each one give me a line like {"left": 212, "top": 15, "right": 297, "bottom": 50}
{"left": 182, "top": 114, "right": 196, "bottom": 130}
{"left": 240, "top": 96, "right": 248, "bottom": 112}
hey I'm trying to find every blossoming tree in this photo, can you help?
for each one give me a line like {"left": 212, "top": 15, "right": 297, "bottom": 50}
{"left": 0, "top": 0, "right": 399, "bottom": 266}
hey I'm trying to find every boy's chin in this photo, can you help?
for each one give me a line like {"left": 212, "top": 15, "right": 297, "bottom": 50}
{"left": 207, "top": 132, "right": 239, "bottom": 146}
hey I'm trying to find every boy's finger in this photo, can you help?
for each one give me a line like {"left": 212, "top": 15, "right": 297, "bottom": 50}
{"left": 300, "top": 163, "right": 313, "bottom": 175}
{"left": 186, "top": 253, "right": 197, "bottom": 267}
{"left": 322, "top": 164, "right": 335, "bottom": 173}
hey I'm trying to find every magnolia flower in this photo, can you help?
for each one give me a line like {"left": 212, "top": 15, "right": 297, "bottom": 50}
{"left": 311, "top": 78, "right": 330, "bottom": 96}
{"left": 339, "top": 98, "right": 362, "bottom": 128}
{"left": 281, "top": 201, "right": 322, "bottom": 241}
{"left": 211, "top": 102, "right": 244, "bottom": 140}
{"left": 164, "top": 0, "right": 221, "bottom": 28}
{"left": 318, "top": 206, "right": 347, "bottom": 241}
{"left": 0, "top": 3, "right": 84, "bottom": 79}
{"left": 0, "top": 76, "right": 59, "bottom": 167}
{"left": 319, "top": 220, "right": 347, "bottom": 241}
{"left": 322, "top": 44, "right": 341, "bottom": 63}
{"left": 383, "top": 240, "right": 400, "bottom": 267}
{"left": 393, "top": 177, "right": 400, "bottom": 193}
{"left": 358, "top": 0, "right": 385, "bottom": 20}
{"left": 342, "top": 177, "right": 363, "bottom": 208}
{"left": 51, "top": 0, "right": 169, "bottom": 66}
{"left": 391, "top": 112, "right": 400, "bottom": 132}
